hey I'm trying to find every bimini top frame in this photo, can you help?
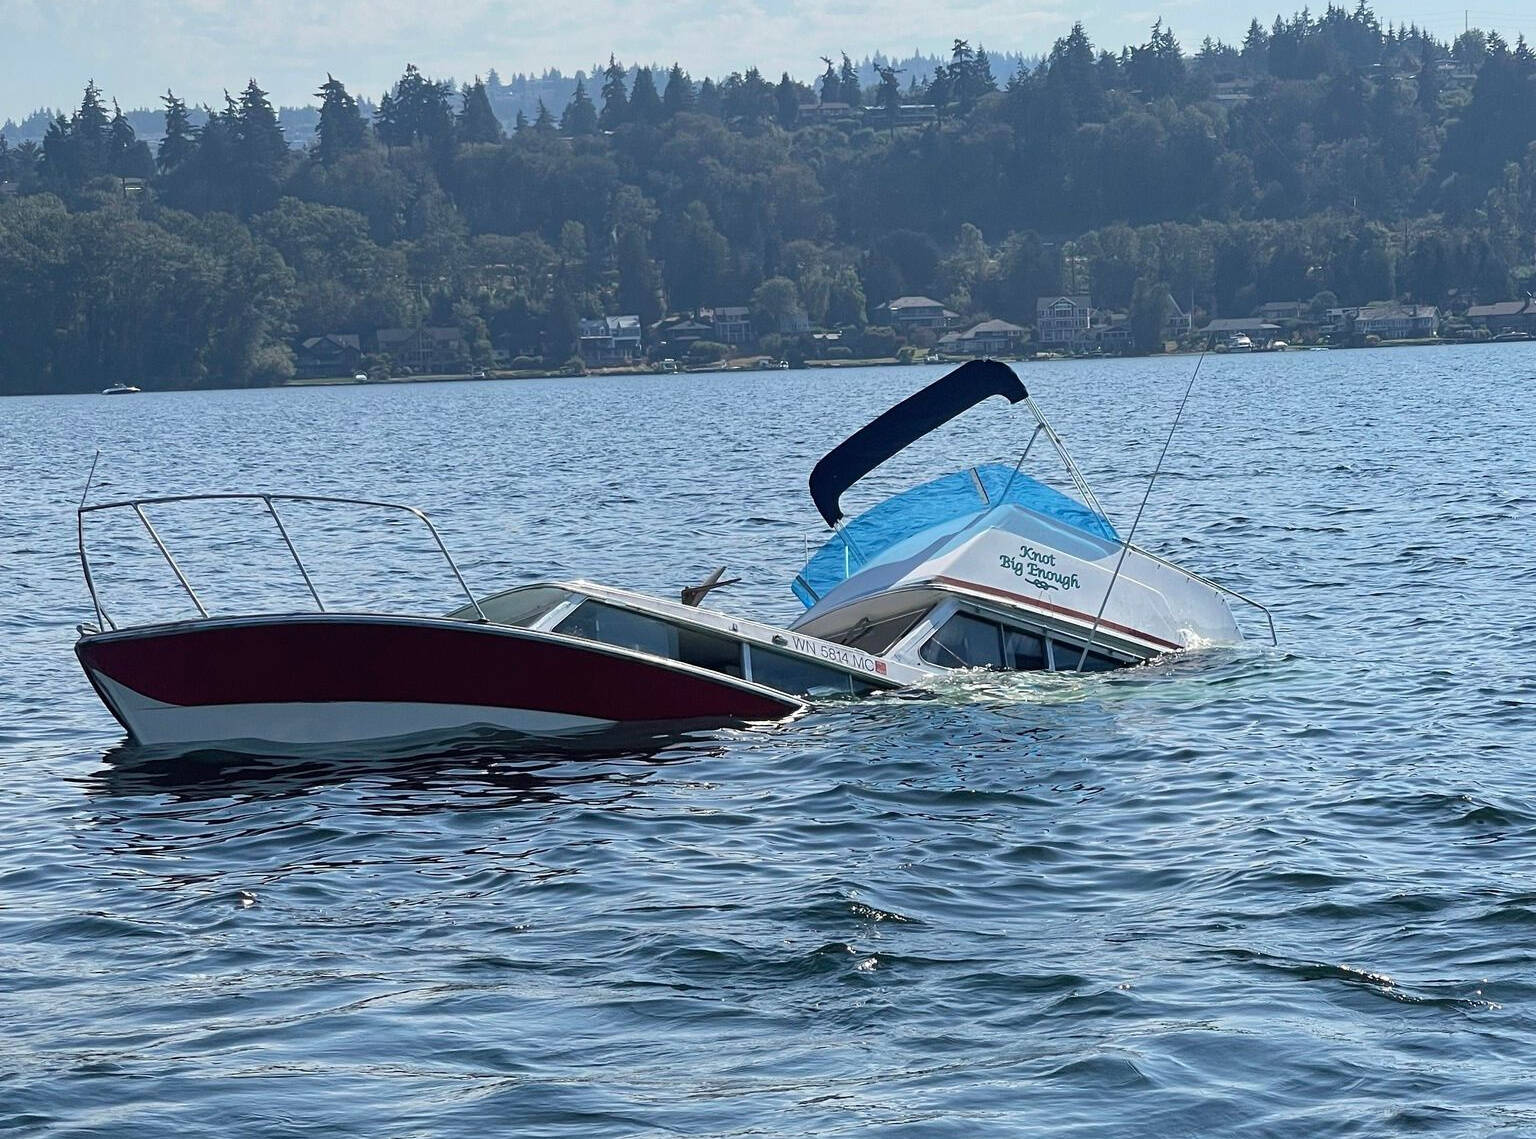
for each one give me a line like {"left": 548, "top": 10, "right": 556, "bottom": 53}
{"left": 77, "top": 492, "right": 487, "bottom": 632}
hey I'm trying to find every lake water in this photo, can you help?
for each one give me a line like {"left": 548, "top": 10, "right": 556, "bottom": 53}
{"left": 3, "top": 348, "right": 1535, "bottom": 1136}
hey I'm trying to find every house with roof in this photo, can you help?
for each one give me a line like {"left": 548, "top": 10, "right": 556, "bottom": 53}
{"left": 1466, "top": 299, "right": 1536, "bottom": 335}
{"left": 578, "top": 315, "right": 643, "bottom": 366}
{"left": 1035, "top": 296, "right": 1094, "bottom": 346}
{"left": 1163, "top": 296, "right": 1194, "bottom": 340}
{"left": 295, "top": 333, "right": 362, "bottom": 378}
{"left": 707, "top": 306, "right": 753, "bottom": 346}
{"left": 1079, "top": 313, "right": 1134, "bottom": 352}
{"left": 1354, "top": 304, "right": 1438, "bottom": 340}
{"left": 1199, "top": 317, "right": 1281, "bottom": 347}
{"left": 874, "top": 296, "right": 962, "bottom": 332}
{"left": 653, "top": 318, "right": 711, "bottom": 354}
{"left": 937, "top": 319, "right": 1029, "bottom": 357}
{"left": 374, "top": 327, "right": 466, "bottom": 374}
{"left": 1256, "top": 300, "right": 1306, "bottom": 322}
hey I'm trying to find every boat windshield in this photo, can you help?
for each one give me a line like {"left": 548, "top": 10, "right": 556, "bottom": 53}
{"left": 793, "top": 463, "right": 1118, "bottom": 607}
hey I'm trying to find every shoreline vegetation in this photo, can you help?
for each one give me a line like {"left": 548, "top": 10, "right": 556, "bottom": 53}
{"left": 5, "top": 6, "right": 1536, "bottom": 396}
{"left": 271, "top": 331, "right": 1480, "bottom": 392}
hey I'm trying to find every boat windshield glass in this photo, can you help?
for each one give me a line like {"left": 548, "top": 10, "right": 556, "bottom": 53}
{"left": 793, "top": 463, "right": 1117, "bottom": 607}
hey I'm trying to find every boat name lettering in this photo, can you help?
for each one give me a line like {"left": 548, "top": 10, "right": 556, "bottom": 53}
{"left": 998, "top": 544, "right": 1080, "bottom": 591}
{"left": 787, "top": 634, "right": 881, "bottom": 674}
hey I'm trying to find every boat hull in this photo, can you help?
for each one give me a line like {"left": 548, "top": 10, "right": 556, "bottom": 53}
{"left": 77, "top": 615, "right": 802, "bottom": 750}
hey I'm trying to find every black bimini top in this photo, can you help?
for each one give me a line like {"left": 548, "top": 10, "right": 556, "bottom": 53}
{"left": 808, "top": 359, "right": 1028, "bottom": 527}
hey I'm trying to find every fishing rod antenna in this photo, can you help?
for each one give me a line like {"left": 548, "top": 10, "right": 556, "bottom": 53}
{"left": 1076, "top": 353, "right": 1207, "bottom": 672}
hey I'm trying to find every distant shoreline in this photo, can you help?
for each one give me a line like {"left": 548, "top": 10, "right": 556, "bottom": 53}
{"left": 3, "top": 334, "right": 1512, "bottom": 398}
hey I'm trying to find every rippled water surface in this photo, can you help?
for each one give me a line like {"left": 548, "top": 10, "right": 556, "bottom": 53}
{"left": 4, "top": 349, "right": 1536, "bottom": 1136}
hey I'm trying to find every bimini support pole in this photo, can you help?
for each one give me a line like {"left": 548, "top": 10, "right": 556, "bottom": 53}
{"left": 1076, "top": 352, "right": 1207, "bottom": 671}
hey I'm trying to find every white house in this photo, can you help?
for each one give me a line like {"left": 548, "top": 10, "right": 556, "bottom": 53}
{"left": 1354, "top": 304, "right": 1439, "bottom": 340}
{"left": 937, "top": 319, "right": 1029, "bottom": 356}
{"left": 1035, "top": 296, "right": 1093, "bottom": 346}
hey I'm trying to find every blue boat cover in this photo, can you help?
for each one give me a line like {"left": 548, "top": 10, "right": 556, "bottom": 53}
{"left": 793, "top": 463, "right": 1119, "bottom": 607}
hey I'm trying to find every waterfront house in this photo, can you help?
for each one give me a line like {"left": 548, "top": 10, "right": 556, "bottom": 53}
{"left": 707, "top": 306, "right": 753, "bottom": 347}
{"left": 1035, "top": 296, "right": 1094, "bottom": 346}
{"left": 1466, "top": 299, "right": 1536, "bottom": 335}
{"left": 1354, "top": 304, "right": 1438, "bottom": 340}
{"left": 1080, "top": 313, "right": 1134, "bottom": 352}
{"left": 374, "top": 327, "right": 466, "bottom": 374}
{"left": 1163, "top": 296, "right": 1194, "bottom": 340}
{"left": 295, "top": 333, "right": 362, "bottom": 378}
{"left": 578, "top": 315, "right": 643, "bottom": 366}
{"left": 1257, "top": 300, "right": 1306, "bottom": 321}
{"left": 937, "top": 319, "right": 1029, "bottom": 356}
{"left": 875, "top": 296, "right": 962, "bottom": 332}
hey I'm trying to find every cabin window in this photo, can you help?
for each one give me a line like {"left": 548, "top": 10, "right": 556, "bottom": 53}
{"left": 1003, "top": 628, "right": 1046, "bottom": 670}
{"left": 833, "top": 609, "right": 928, "bottom": 655}
{"left": 919, "top": 613, "right": 1005, "bottom": 669}
{"left": 469, "top": 586, "right": 575, "bottom": 627}
{"left": 748, "top": 647, "right": 874, "bottom": 697}
{"left": 554, "top": 601, "right": 743, "bottom": 677}
{"left": 1048, "top": 639, "right": 1119, "bottom": 672}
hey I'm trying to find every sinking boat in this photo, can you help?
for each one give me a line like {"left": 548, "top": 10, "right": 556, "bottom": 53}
{"left": 71, "top": 362, "right": 1270, "bottom": 752}
{"left": 787, "top": 360, "right": 1272, "bottom": 672}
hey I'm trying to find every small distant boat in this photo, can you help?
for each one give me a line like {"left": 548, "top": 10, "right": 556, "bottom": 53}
{"left": 101, "top": 383, "right": 141, "bottom": 395}
{"left": 1224, "top": 334, "right": 1254, "bottom": 353}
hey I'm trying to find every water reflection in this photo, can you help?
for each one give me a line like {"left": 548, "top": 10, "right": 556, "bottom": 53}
{"left": 84, "top": 725, "right": 729, "bottom": 809}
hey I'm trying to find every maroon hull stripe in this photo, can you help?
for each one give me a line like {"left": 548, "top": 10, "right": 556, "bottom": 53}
{"left": 77, "top": 618, "right": 799, "bottom": 723}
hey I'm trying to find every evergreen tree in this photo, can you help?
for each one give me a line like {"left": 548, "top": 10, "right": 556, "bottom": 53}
{"left": 561, "top": 79, "right": 599, "bottom": 135}
{"left": 533, "top": 99, "right": 556, "bottom": 133}
{"left": 952, "top": 40, "right": 980, "bottom": 111}
{"left": 236, "top": 80, "right": 287, "bottom": 167}
{"left": 775, "top": 73, "right": 800, "bottom": 129}
{"left": 315, "top": 75, "right": 367, "bottom": 163}
{"left": 71, "top": 80, "right": 110, "bottom": 178}
{"left": 663, "top": 64, "right": 694, "bottom": 116}
{"left": 40, "top": 113, "right": 76, "bottom": 185}
{"left": 630, "top": 67, "right": 663, "bottom": 124}
{"left": 514, "top": 108, "right": 529, "bottom": 133}
{"left": 875, "top": 64, "right": 903, "bottom": 130}
{"left": 158, "top": 91, "right": 197, "bottom": 171}
{"left": 927, "top": 64, "right": 953, "bottom": 114}
{"left": 820, "top": 58, "right": 839, "bottom": 103}
{"left": 617, "top": 225, "right": 664, "bottom": 331}
{"left": 107, "top": 100, "right": 153, "bottom": 178}
{"left": 600, "top": 56, "right": 629, "bottom": 130}
{"left": 839, "top": 54, "right": 863, "bottom": 106}
{"left": 458, "top": 78, "right": 503, "bottom": 143}
{"left": 696, "top": 77, "right": 722, "bottom": 116}
{"left": 377, "top": 65, "right": 454, "bottom": 147}
{"left": 1415, "top": 39, "right": 1442, "bottom": 114}
{"left": 974, "top": 47, "right": 999, "bottom": 92}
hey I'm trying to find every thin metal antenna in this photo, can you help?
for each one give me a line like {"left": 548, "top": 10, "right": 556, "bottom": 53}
{"left": 1076, "top": 352, "right": 1207, "bottom": 671}
{"left": 77, "top": 451, "right": 106, "bottom": 630}
{"left": 79, "top": 449, "right": 101, "bottom": 509}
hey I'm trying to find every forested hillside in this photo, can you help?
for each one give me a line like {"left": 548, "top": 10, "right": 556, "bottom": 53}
{"left": 3, "top": 7, "right": 1535, "bottom": 393}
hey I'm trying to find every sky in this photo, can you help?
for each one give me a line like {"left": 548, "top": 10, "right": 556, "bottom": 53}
{"left": 2, "top": 0, "right": 1530, "bottom": 121}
